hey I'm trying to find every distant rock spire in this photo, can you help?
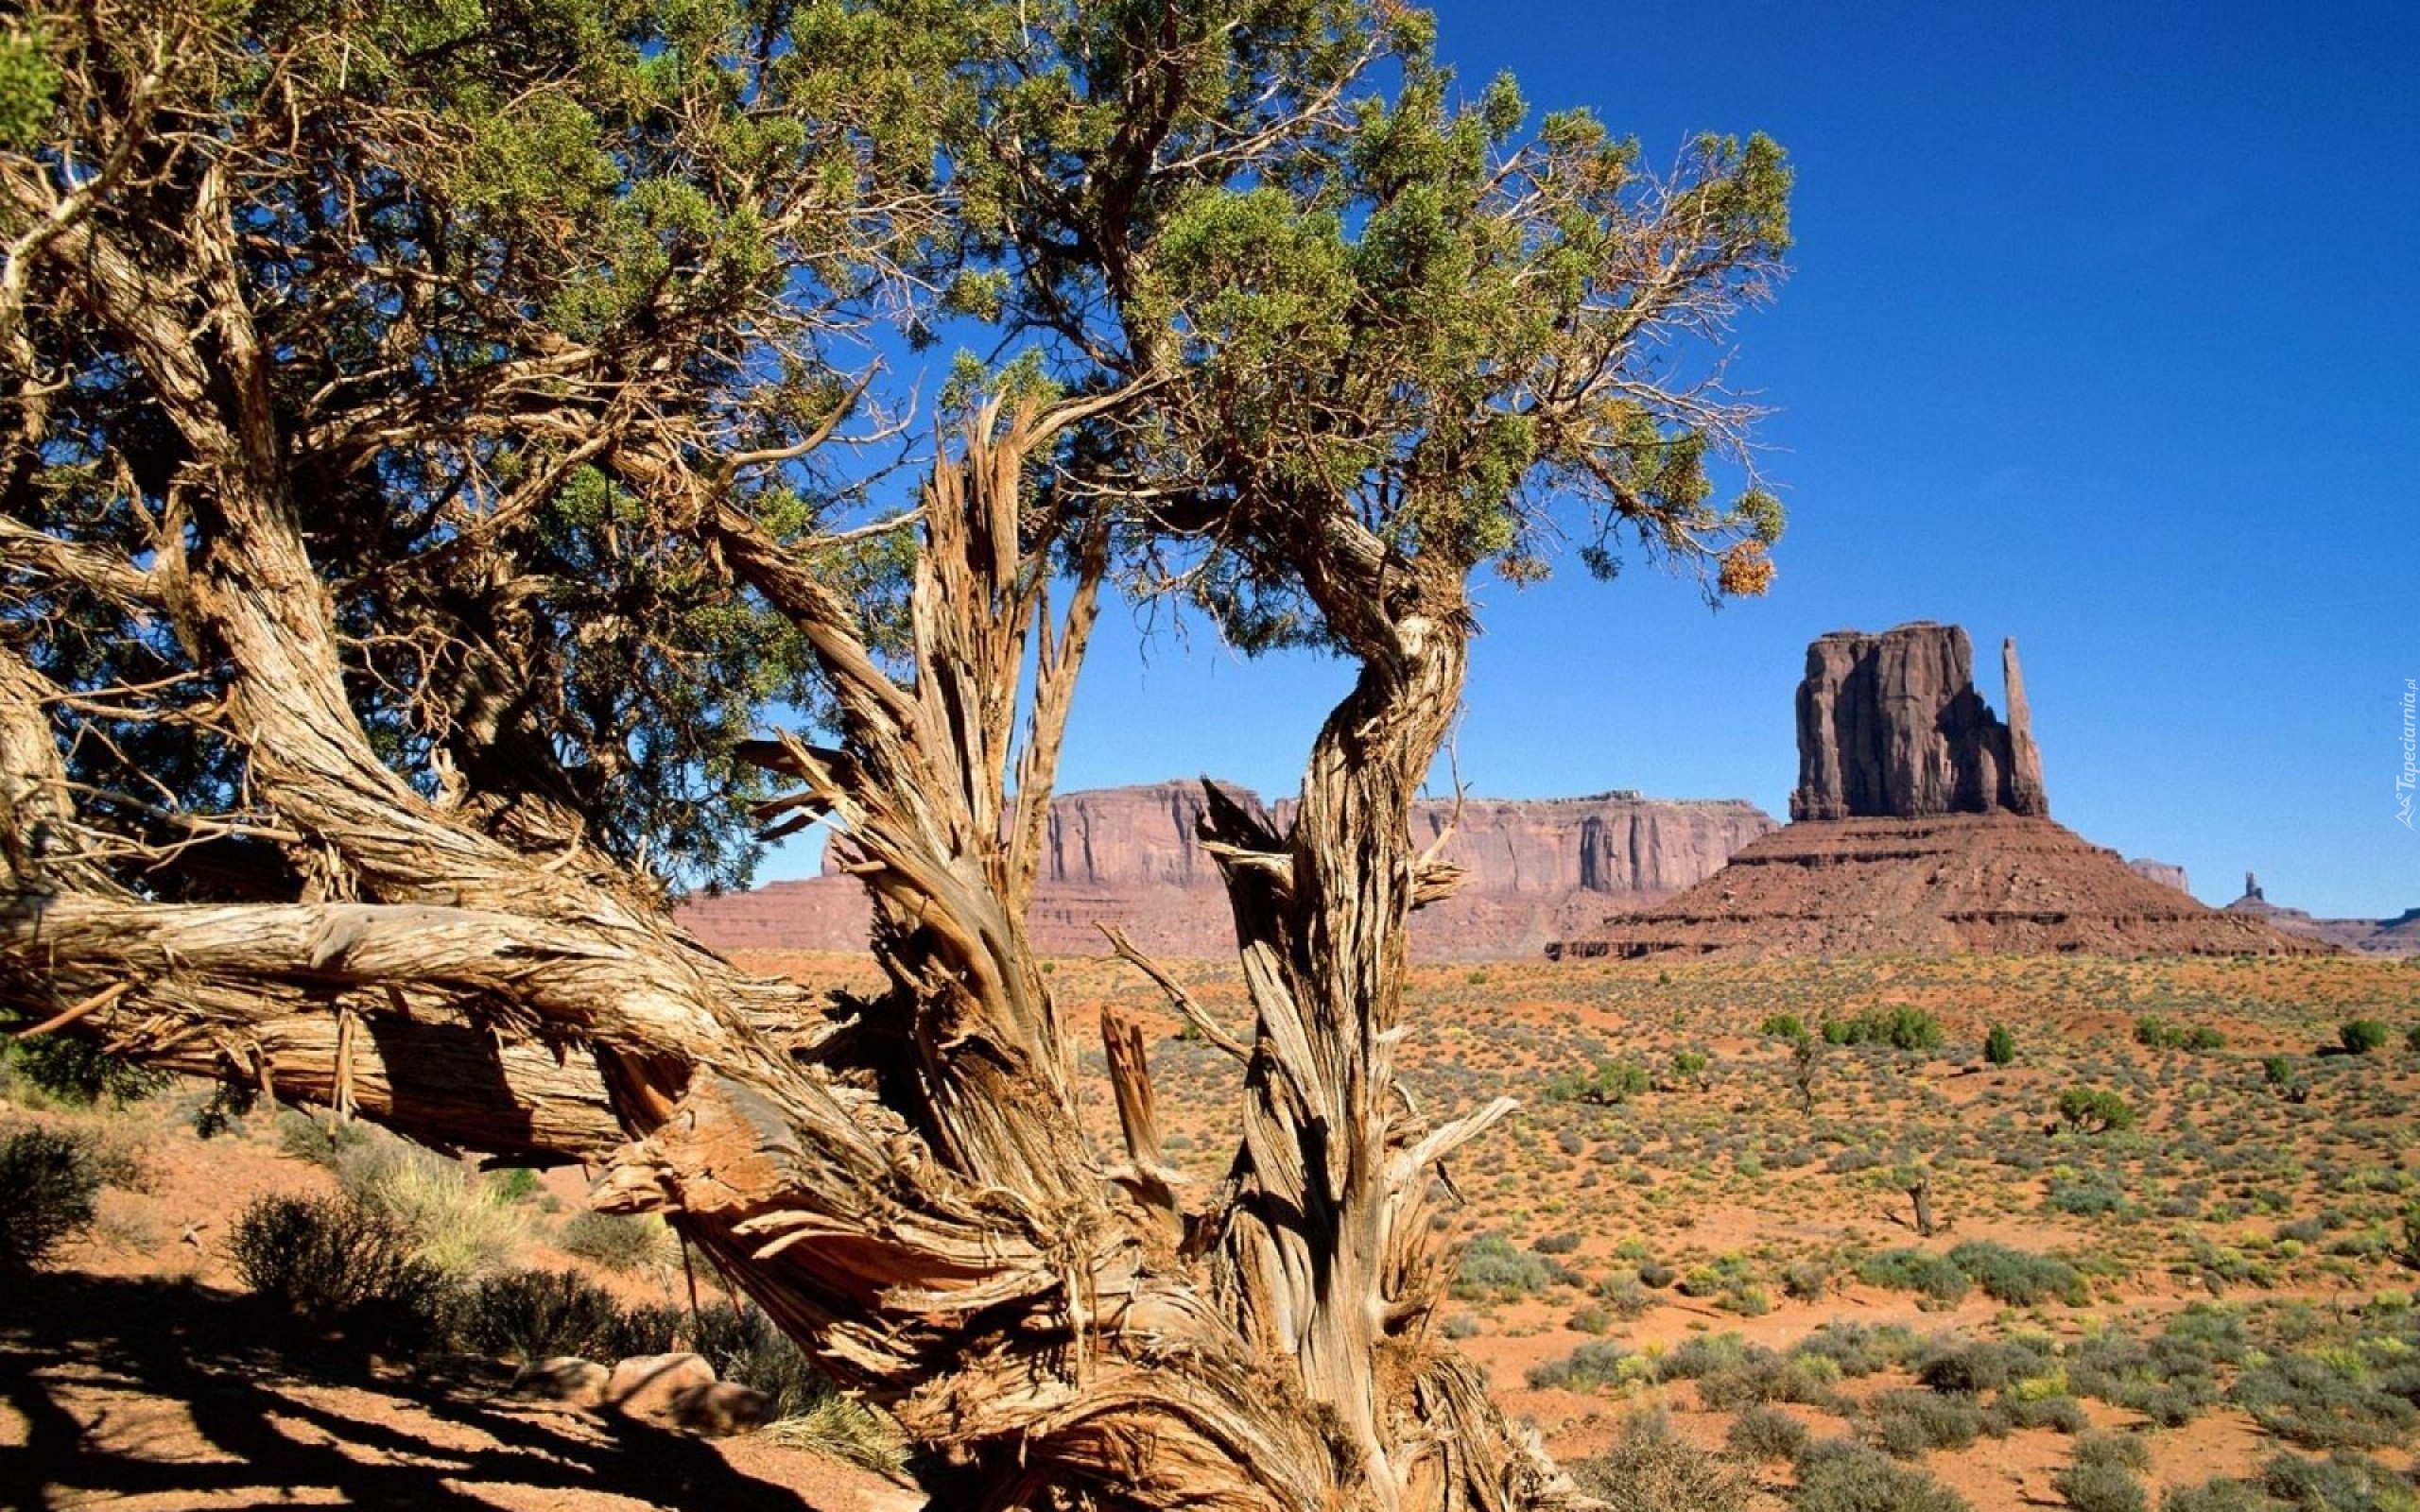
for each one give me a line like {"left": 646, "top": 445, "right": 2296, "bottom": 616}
{"left": 2001, "top": 638, "right": 2049, "bottom": 817}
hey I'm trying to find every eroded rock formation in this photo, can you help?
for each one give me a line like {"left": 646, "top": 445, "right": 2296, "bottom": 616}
{"left": 680, "top": 782, "right": 1776, "bottom": 960}
{"left": 1556, "top": 623, "right": 2328, "bottom": 960}
{"left": 2223, "top": 876, "right": 2420, "bottom": 955}
{"left": 1789, "top": 622, "right": 2049, "bottom": 821}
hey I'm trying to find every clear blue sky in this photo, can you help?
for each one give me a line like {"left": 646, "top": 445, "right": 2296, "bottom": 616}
{"left": 769, "top": 0, "right": 2420, "bottom": 920}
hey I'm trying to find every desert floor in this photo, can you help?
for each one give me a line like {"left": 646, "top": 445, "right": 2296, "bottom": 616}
{"left": 7, "top": 951, "right": 2418, "bottom": 1510}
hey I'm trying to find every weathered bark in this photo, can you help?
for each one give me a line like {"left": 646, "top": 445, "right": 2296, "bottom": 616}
{"left": 0, "top": 78, "right": 1571, "bottom": 1512}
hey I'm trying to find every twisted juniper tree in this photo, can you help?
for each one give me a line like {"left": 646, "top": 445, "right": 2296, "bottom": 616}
{"left": 0, "top": 3, "right": 1786, "bottom": 1508}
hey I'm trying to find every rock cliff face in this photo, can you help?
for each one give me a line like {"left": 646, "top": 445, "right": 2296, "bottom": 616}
{"left": 1789, "top": 623, "right": 2049, "bottom": 821}
{"left": 2127, "top": 859, "right": 2190, "bottom": 894}
{"left": 680, "top": 782, "right": 1776, "bottom": 960}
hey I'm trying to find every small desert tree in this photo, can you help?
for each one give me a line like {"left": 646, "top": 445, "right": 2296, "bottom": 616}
{"left": 0, "top": 3, "right": 1787, "bottom": 1507}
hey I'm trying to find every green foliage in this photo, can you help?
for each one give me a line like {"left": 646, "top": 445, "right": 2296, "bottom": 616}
{"left": 0, "top": 1034, "right": 166, "bottom": 1108}
{"left": 2135, "top": 1016, "right": 2225, "bottom": 1052}
{"left": 1857, "top": 1249, "right": 1971, "bottom": 1307}
{"left": 1546, "top": 1058, "right": 1651, "bottom": 1105}
{"left": 1868, "top": 1387, "right": 1983, "bottom": 1458}
{"left": 1821, "top": 1006, "right": 1945, "bottom": 1053}
{"left": 333, "top": 1136, "right": 525, "bottom": 1277}
{"left": 1985, "top": 1024, "right": 2016, "bottom": 1066}
{"left": 0, "top": 22, "right": 57, "bottom": 149}
{"left": 2339, "top": 1020, "right": 2390, "bottom": 1056}
{"left": 1947, "top": 1242, "right": 2090, "bottom": 1307}
{"left": 0, "top": 1125, "right": 102, "bottom": 1270}
{"left": 1452, "top": 1233, "right": 1567, "bottom": 1301}
{"left": 2058, "top": 1087, "right": 2137, "bottom": 1133}
{"left": 1525, "top": 1339, "right": 1634, "bottom": 1391}
{"left": 1762, "top": 1013, "right": 1808, "bottom": 1040}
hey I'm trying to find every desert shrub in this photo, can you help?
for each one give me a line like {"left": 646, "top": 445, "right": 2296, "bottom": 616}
{"left": 1678, "top": 1253, "right": 1771, "bottom": 1315}
{"left": 1791, "top": 1437, "right": 1973, "bottom": 1512}
{"left": 1452, "top": 1233, "right": 1564, "bottom": 1301}
{"left": 1821, "top": 1006, "right": 1944, "bottom": 1054}
{"left": 1917, "top": 1337, "right": 2052, "bottom": 1396}
{"left": 1793, "top": 1321, "right": 1919, "bottom": 1379}
{"left": 0, "top": 1125, "right": 102, "bottom": 1271}
{"left": 1635, "top": 1259, "right": 1677, "bottom": 1289}
{"left": 1526, "top": 1339, "right": 1634, "bottom": 1391}
{"left": 1991, "top": 1392, "right": 2090, "bottom": 1435}
{"left": 2230, "top": 1351, "right": 2417, "bottom": 1450}
{"left": 1532, "top": 1230, "right": 1582, "bottom": 1256}
{"left": 2407, "top": 1024, "right": 2420, "bottom": 1055}
{"left": 2057, "top": 1088, "right": 2136, "bottom": 1133}
{"left": 2159, "top": 1480, "right": 2271, "bottom": 1512}
{"left": 1662, "top": 1334, "right": 1838, "bottom": 1408}
{"left": 1985, "top": 1025, "right": 2015, "bottom": 1066}
{"left": 2258, "top": 1450, "right": 2420, "bottom": 1512}
{"left": 2135, "top": 1018, "right": 2226, "bottom": 1053}
{"left": 2262, "top": 1056, "right": 2298, "bottom": 1086}
{"left": 488, "top": 1167, "right": 543, "bottom": 1204}
{"left": 1592, "top": 1270, "right": 1653, "bottom": 1318}
{"left": 1949, "top": 1242, "right": 2089, "bottom": 1306}
{"left": 1785, "top": 1260, "right": 1833, "bottom": 1301}
{"left": 558, "top": 1211, "right": 673, "bottom": 1274}
{"left": 1730, "top": 1402, "right": 1811, "bottom": 1462}
{"left": 228, "top": 1194, "right": 453, "bottom": 1355}
{"left": 1763, "top": 1013, "right": 1808, "bottom": 1040}
{"left": 602, "top": 1302, "right": 684, "bottom": 1360}
{"left": 1857, "top": 1248, "right": 1970, "bottom": 1306}
{"left": 335, "top": 1138, "right": 525, "bottom": 1276}
{"left": 274, "top": 1110, "right": 372, "bottom": 1166}
{"left": 689, "top": 1302, "right": 832, "bottom": 1418}
{"left": 2068, "top": 1329, "right": 2222, "bottom": 1427}
{"left": 1546, "top": 1059, "right": 1651, "bottom": 1105}
{"left": 2057, "top": 1460, "right": 2150, "bottom": 1512}
{"left": 2339, "top": 1020, "right": 2390, "bottom": 1056}
{"left": 2047, "top": 1175, "right": 2131, "bottom": 1216}
{"left": 455, "top": 1267, "right": 623, "bottom": 1363}
{"left": 1569, "top": 1412, "right": 1746, "bottom": 1512}
{"left": 1868, "top": 1387, "right": 1984, "bottom": 1458}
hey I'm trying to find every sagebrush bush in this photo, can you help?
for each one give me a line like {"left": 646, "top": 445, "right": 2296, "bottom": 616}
{"left": 2258, "top": 1449, "right": 2419, "bottom": 1512}
{"left": 1948, "top": 1242, "right": 2088, "bottom": 1306}
{"left": 0, "top": 1125, "right": 102, "bottom": 1271}
{"left": 1868, "top": 1387, "right": 1984, "bottom": 1459}
{"left": 2055, "top": 1460, "right": 2149, "bottom": 1512}
{"left": 1525, "top": 1339, "right": 1633, "bottom": 1391}
{"left": 455, "top": 1267, "right": 625, "bottom": 1364}
{"left": 689, "top": 1302, "right": 833, "bottom": 1418}
{"left": 1856, "top": 1248, "right": 1970, "bottom": 1306}
{"left": 1791, "top": 1437, "right": 1972, "bottom": 1512}
{"left": 228, "top": 1194, "right": 453, "bottom": 1355}
{"left": 1569, "top": 1412, "right": 1745, "bottom": 1512}
{"left": 2230, "top": 1351, "right": 2417, "bottom": 1450}
{"left": 1452, "top": 1233, "right": 1564, "bottom": 1301}
{"left": 558, "top": 1211, "right": 673, "bottom": 1273}
{"left": 1728, "top": 1402, "right": 1810, "bottom": 1463}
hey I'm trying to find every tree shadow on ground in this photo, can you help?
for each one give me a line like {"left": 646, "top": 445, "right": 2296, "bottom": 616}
{"left": 0, "top": 1269, "right": 820, "bottom": 1511}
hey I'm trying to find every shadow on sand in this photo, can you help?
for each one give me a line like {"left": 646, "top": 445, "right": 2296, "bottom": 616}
{"left": 1, "top": 1268, "right": 819, "bottom": 1510}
